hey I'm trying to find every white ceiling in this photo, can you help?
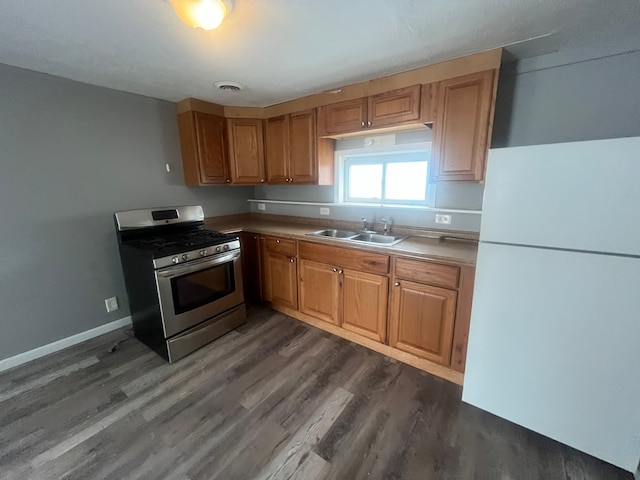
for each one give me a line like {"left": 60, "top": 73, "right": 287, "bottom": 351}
{"left": 1, "top": 0, "right": 639, "bottom": 107}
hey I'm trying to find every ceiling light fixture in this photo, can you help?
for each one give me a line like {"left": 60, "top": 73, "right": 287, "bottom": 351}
{"left": 169, "top": 0, "right": 233, "bottom": 31}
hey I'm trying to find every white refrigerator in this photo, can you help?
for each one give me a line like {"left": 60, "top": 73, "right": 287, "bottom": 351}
{"left": 462, "top": 137, "right": 640, "bottom": 474}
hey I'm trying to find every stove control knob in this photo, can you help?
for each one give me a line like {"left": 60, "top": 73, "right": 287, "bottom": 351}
{"left": 171, "top": 256, "right": 179, "bottom": 264}
{"left": 223, "top": 244, "right": 230, "bottom": 252}
{"left": 200, "top": 250, "right": 207, "bottom": 257}
{"left": 182, "top": 254, "right": 189, "bottom": 261}
{"left": 216, "top": 246, "right": 222, "bottom": 253}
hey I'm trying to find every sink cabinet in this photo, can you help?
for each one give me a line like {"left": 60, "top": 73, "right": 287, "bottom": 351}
{"left": 298, "top": 242, "right": 389, "bottom": 342}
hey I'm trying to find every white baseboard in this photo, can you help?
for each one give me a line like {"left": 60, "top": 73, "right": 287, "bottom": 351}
{"left": 0, "top": 316, "right": 132, "bottom": 373}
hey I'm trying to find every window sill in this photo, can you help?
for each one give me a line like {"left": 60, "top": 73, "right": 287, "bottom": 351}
{"left": 247, "top": 199, "right": 482, "bottom": 215}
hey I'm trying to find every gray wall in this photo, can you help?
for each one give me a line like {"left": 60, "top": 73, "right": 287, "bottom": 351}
{"left": 0, "top": 63, "right": 252, "bottom": 361}
{"left": 493, "top": 50, "right": 640, "bottom": 147}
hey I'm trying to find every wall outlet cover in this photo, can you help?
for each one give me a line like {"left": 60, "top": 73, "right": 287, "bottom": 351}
{"left": 320, "top": 207, "right": 330, "bottom": 215}
{"left": 435, "top": 214, "right": 452, "bottom": 225}
{"left": 258, "top": 203, "right": 266, "bottom": 211}
{"left": 105, "top": 297, "right": 119, "bottom": 313}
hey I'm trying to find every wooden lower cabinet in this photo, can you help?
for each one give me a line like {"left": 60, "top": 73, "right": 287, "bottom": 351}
{"left": 341, "top": 269, "right": 388, "bottom": 342}
{"left": 299, "top": 259, "right": 340, "bottom": 325}
{"left": 264, "top": 251, "right": 298, "bottom": 310}
{"left": 389, "top": 280, "right": 457, "bottom": 365}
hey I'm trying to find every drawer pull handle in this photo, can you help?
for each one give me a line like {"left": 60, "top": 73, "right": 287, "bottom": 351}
{"left": 276, "top": 240, "right": 280, "bottom": 244}
{"left": 338, "top": 270, "right": 343, "bottom": 275}
{"left": 289, "top": 258, "right": 295, "bottom": 263}
{"left": 332, "top": 268, "right": 338, "bottom": 272}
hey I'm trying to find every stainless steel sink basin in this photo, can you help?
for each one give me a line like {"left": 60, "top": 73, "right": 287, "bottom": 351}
{"left": 350, "top": 233, "right": 405, "bottom": 246}
{"left": 307, "top": 229, "right": 406, "bottom": 247}
{"left": 308, "top": 229, "right": 358, "bottom": 238}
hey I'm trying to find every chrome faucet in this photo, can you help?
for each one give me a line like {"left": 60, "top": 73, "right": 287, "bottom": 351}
{"left": 380, "top": 217, "right": 390, "bottom": 235}
{"left": 361, "top": 216, "right": 375, "bottom": 233}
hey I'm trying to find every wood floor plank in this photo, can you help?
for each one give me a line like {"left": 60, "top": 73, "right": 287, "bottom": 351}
{"left": 0, "top": 306, "right": 633, "bottom": 480}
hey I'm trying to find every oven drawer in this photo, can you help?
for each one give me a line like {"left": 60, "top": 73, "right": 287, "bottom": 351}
{"left": 166, "top": 304, "right": 247, "bottom": 362}
{"left": 264, "top": 236, "right": 296, "bottom": 256}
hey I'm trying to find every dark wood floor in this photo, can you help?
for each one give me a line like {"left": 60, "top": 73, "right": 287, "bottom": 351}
{"left": 0, "top": 307, "right": 632, "bottom": 480}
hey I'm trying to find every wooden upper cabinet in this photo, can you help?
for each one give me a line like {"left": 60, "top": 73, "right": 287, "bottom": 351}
{"left": 317, "top": 98, "right": 367, "bottom": 136}
{"left": 368, "top": 85, "right": 421, "bottom": 129}
{"left": 265, "top": 115, "right": 289, "bottom": 184}
{"left": 431, "top": 70, "right": 496, "bottom": 182}
{"left": 318, "top": 86, "right": 423, "bottom": 137}
{"left": 177, "top": 111, "right": 230, "bottom": 185}
{"left": 289, "top": 110, "right": 317, "bottom": 183}
{"left": 420, "top": 83, "right": 437, "bottom": 124}
{"left": 389, "top": 280, "right": 457, "bottom": 365}
{"left": 299, "top": 259, "right": 340, "bottom": 325}
{"left": 265, "top": 109, "right": 331, "bottom": 185}
{"left": 341, "top": 269, "right": 389, "bottom": 343}
{"left": 226, "top": 118, "right": 266, "bottom": 184}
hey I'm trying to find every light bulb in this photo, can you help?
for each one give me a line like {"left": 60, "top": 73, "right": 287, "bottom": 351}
{"left": 170, "top": 0, "right": 228, "bottom": 31}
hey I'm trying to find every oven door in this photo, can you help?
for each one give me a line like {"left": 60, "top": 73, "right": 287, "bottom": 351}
{"left": 154, "top": 250, "right": 244, "bottom": 337}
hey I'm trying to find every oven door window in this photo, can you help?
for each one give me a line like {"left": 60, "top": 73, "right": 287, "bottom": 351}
{"left": 171, "top": 262, "right": 236, "bottom": 315}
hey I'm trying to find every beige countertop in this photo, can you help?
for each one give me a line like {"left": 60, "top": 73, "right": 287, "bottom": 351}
{"left": 205, "top": 217, "right": 478, "bottom": 266}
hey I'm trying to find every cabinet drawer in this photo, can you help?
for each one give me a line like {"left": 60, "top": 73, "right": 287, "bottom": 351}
{"left": 264, "top": 236, "right": 296, "bottom": 256}
{"left": 299, "top": 241, "right": 389, "bottom": 275}
{"left": 394, "top": 257, "right": 459, "bottom": 289}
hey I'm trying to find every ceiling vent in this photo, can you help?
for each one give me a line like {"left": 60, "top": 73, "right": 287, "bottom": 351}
{"left": 214, "top": 81, "right": 244, "bottom": 92}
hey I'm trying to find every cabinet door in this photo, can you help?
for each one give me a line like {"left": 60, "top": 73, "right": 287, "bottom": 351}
{"left": 239, "top": 232, "right": 261, "bottom": 304}
{"left": 431, "top": 70, "right": 495, "bottom": 182}
{"left": 299, "top": 259, "right": 340, "bottom": 325}
{"left": 368, "top": 85, "right": 422, "bottom": 129}
{"left": 289, "top": 110, "right": 317, "bottom": 184}
{"left": 265, "top": 252, "right": 298, "bottom": 310}
{"left": 389, "top": 280, "right": 457, "bottom": 365}
{"left": 227, "top": 119, "right": 266, "bottom": 184}
{"left": 317, "top": 98, "right": 367, "bottom": 136}
{"left": 177, "top": 112, "right": 229, "bottom": 186}
{"left": 265, "top": 115, "right": 289, "bottom": 184}
{"left": 341, "top": 269, "right": 388, "bottom": 343}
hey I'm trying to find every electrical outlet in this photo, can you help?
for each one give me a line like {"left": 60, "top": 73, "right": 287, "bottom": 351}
{"left": 320, "top": 207, "right": 330, "bottom": 215}
{"left": 435, "top": 214, "right": 452, "bottom": 225}
{"left": 257, "top": 203, "right": 266, "bottom": 211}
{"left": 105, "top": 297, "right": 119, "bottom": 313}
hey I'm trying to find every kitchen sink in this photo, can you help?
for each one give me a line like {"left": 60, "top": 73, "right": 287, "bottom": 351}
{"left": 308, "top": 229, "right": 359, "bottom": 238}
{"left": 350, "top": 233, "right": 405, "bottom": 246}
{"left": 307, "top": 229, "right": 406, "bottom": 247}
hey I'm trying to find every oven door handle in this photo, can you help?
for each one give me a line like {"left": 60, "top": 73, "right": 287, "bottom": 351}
{"left": 156, "top": 251, "right": 240, "bottom": 278}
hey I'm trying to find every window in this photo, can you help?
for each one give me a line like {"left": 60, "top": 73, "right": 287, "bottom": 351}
{"left": 342, "top": 149, "right": 430, "bottom": 205}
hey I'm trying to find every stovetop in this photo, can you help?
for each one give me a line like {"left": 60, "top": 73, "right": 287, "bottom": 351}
{"left": 123, "top": 229, "right": 237, "bottom": 257}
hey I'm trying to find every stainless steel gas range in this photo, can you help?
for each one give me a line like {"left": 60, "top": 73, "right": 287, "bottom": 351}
{"left": 114, "top": 205, "right": 246, "bottom": 362}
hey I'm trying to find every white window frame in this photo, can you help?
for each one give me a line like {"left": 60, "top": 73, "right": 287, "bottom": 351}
{"left": 336, "top": 142, "right": 434, "bottom": 206}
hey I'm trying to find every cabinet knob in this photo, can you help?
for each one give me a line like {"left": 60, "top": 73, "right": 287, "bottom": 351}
{"left": 261, "top": 179, "right": 265, "bottom": 183}
{"left": 338, "top": 269, "right": 343, "bottom": 275}
{"left": 367, "top": 121, "right": 372, "bottom": 127}
{"left": 253, "top": 236, "right": 257, "bottom": 240}
{"left": 289, "top": 178, "right": 293, "bottom": 183}
{"left": 361, "top": 121, "right": 365, "bottom": 127}
{"left": 225, "top": 179, "right": 231, "bottom": 183}
{"left": 394, "top": 282, "right": 400, "bottom": 287}
{"left": 332, "top": 267, "right": 338, "bottom": 272}
{"left": 289, "top": 257, "right": 295, "bottom": 263}
{"left": 276, "top": 239, "right": 280, "bottom": 244}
